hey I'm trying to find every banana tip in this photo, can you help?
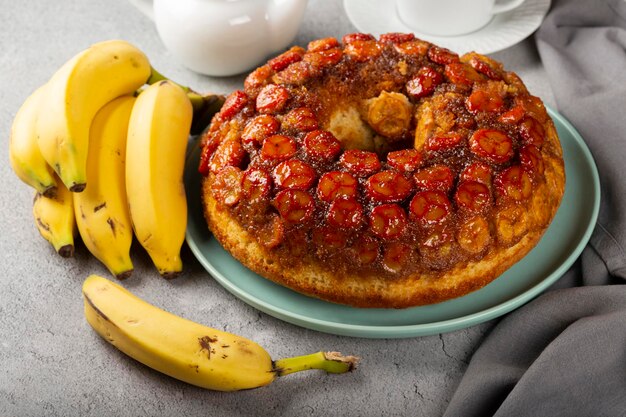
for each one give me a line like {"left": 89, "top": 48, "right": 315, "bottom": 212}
{"left": 41, "top": 186, "right": 58, "bottom": 199}
{"left": 325, "top": 351, "right": 360, "bottom": 372}
{"left": 58, "top": 244, "right": 75, "bottom": 258}
{"left": 161, "top": 271, "right": 181, "bottom": 280}
{"left": 70, "top": 183, "right": 86, "bottom": 193}
{"left": 115, "top": 270, "right": 133, "bottom": 280}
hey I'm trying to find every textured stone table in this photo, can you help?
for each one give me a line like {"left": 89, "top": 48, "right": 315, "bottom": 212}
{"left": 0, "top": 1, "right": 555, "bottom": 415}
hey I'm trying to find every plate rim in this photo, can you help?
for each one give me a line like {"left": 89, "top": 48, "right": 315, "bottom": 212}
{"left": 342, "top": 0, "right": 552, "bottom": 55}
{"left": 185, "top": 106, "right": 600, "bottom": 338}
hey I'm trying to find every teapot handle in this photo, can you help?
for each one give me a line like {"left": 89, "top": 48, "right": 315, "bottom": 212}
{"left": 128, "top": 0, "right": 154, "bottom": 21}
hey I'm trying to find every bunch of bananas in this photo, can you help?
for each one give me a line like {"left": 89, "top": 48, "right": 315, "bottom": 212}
{"left": 9, "top": 40, "right": 221, "bottom": 279}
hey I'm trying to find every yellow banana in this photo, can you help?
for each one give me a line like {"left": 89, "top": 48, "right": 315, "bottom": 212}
{"left": 73, "top": 96, "right": 135, "bottom": 279}
{"left": 126, "top": 81, "right": 192, "bottom": 277}
{"left": 9, "top": 85, "right": 58, "bottom": 196}
{"left": 32, "top": 178, "right": 76, "bottom": 257}
{"left": 83, "top": 275, "right": 358, "bottom": 391}
{"left": 36, "top": 39, "right": 151, "bottom": 192}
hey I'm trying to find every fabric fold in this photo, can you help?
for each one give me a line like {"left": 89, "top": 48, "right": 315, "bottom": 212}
{"left": 445, "top": 287, "right": 626, "bottom": 416}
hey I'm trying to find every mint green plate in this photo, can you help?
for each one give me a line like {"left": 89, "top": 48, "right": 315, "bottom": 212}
{"left": 185, "top": 108, "right": 600, "bottom": 338}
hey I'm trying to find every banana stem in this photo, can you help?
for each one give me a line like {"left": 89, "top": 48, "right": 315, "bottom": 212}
{"left": 147, "top": 66, "right": 194, "bottom": 94}
{"left": 147, "top": 66, "right": 173, "bottom": 86}
{"left": 189, "top": 93, "right": 225, "bottom": 135}
{"left": 273, "top": 351, "right": 359, "bottom": 377}
{"left": 144, "top": 66, "right": 225, "bottom": 134}
{"left": 187, "top": 91, "right": 206, "bottom": 112}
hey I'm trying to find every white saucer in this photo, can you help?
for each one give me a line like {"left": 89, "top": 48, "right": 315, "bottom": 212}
{"left": 343, "top": 0, "right": 551, "bottom": 55}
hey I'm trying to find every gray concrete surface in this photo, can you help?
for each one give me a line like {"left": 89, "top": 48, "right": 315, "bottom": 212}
{"left": 0, "top": 1, "right": 555, "bottom": 416}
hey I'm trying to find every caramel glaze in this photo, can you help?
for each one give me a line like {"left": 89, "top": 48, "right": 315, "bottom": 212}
{"left": 199, "top": 33, "right": 564, "bottom": 284}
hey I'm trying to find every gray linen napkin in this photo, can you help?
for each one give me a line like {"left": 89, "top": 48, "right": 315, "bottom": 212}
{"left": 444, "top": 0, "right": 626, "bottom": 415}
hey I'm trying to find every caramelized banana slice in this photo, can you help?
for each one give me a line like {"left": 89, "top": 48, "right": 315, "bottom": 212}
{"left": 366, "top": 91, "right": 412, "bottom": 140}
{"left": 414, "top": 101, "right": 434, "bottom": 150}
{"left": 495, "top": 205, "right": 528, "bottom": 246}
{"left": 457, "top": 216, "right": 491, "bottom": 254}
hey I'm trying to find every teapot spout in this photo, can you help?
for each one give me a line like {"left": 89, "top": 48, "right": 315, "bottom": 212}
{"left": 266, "top": 0, "right": 308, "bottom": 53}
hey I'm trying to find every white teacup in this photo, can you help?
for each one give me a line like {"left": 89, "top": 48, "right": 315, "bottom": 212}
{"left": 396, "top": 0, "right": 526, "bottom": 37}
{"left": 128, "top": 0, "right": 308, "bottom": 77}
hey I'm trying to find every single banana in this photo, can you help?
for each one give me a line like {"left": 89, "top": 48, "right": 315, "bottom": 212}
{"left": 83, "top": 275, "right": 358, "bottom": 391}
{"left": 73, "top": 96, "right": 136, "bottom": 279}
{"left": 126, "top": 81, "right": 192, "bottom": 277}
{"left": 33, "top": 178, "right": 76, "bottom": 257}
{"left": 9, "top": 84, "right": 57, "bottom": 196}
{"left": 36, "top": 39, "right": 151, "bottom": 192}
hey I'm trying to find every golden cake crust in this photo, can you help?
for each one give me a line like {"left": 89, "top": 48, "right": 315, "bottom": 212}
{"left": 202, "top": 120, "right": 563, "bottom": 308}
{"left": 198, "top": 33, "right": 565, "bottom": 308}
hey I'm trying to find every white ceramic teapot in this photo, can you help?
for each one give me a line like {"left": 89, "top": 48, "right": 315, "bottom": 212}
{"left": 129, "top": 0, "right": 308, "bottom": 76}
